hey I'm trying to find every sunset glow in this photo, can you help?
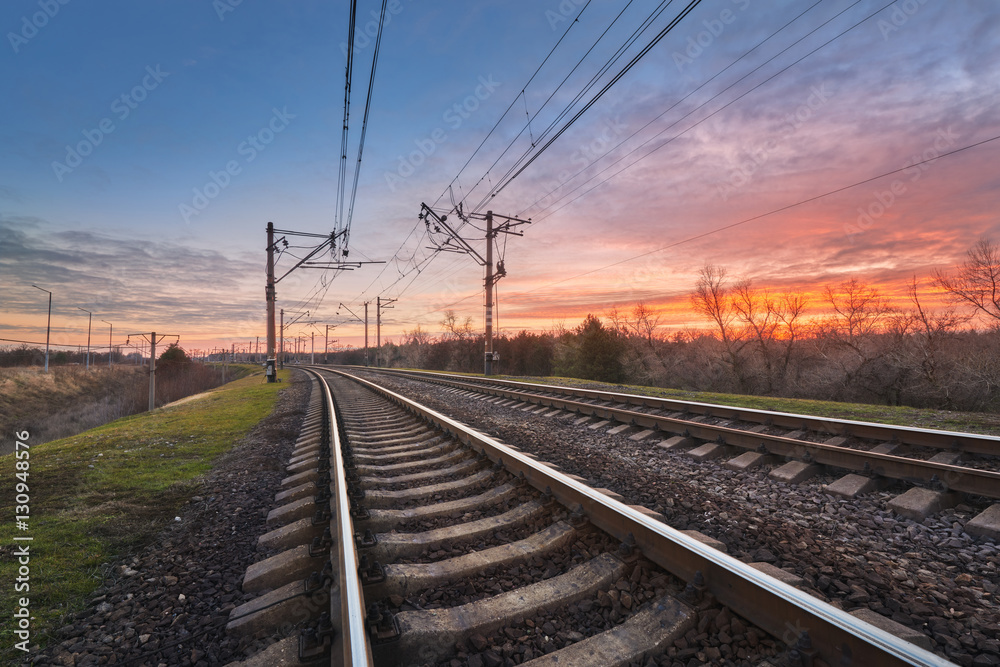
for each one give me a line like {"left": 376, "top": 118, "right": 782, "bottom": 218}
{"left": 2, "top": 1, "right": 998, "bottom": 355}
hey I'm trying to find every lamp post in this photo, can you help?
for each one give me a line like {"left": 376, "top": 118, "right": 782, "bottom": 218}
{"left": 101, "top": 320, "right": 113, "bottom": 367}
{"left": 31, "top": 285, "right": 52, "bottom": 372}
{"left": 77, "top": 307, "right": 92, "bottom": 370}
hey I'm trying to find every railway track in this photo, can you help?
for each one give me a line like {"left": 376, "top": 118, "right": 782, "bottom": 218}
{"left": 226, "top": 367, "right": 966, "bottom": 666}
{"left": 360, "top": 369, "right": 1000, "bottom": 515}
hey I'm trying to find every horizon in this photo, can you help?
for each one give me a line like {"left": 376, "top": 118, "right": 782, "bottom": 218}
{"left": 2, "top": 1, "right": 999, "bottom": 353}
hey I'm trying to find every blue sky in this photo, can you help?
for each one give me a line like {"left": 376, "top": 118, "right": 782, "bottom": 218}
{"left": 2, "top": 0, "right": 999, "bottom": 353}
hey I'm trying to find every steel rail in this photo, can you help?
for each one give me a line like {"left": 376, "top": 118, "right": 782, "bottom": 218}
{"left": 328, "top": 367, "right": 954, "bottom": 667}
{"left": 305, "top": 368, "right": 373, "bottom": 666}
{"left": 360, "top": 368, "right": 1000, "bottom": 498}
{"left": 369, "top": 368, "right": 1000, "bottom": 456}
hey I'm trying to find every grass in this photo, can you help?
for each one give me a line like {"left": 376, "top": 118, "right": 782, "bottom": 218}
{"left": 0, "top": 369, "right": 290, "bottom": 662}
{"left": 381, "top": 367, "right": 1000, "bottom": 437}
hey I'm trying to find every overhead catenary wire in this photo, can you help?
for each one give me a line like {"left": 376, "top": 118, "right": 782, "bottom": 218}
{"left": 431, "top": 0, "right": 596, "bottom": 211}
{"left": 343, "top": 0, "right": 390, "bottom": 254}
{"left": 374, "top": 2, "right": 690, "bottom": 324}
{"left": 462, "top": 0, "right": 669, "bottom": 215}
{"left": 527, "top": 0, "right": 877, "bottom": 222}
{"left": 335, "top": 0, "right": 359, "bottom": 244}
{"left": 470, "top": 0, "right": 706, "bottom": 213}
{"left": 506, "top": 134, "right": 1000, "bottom": 299}
{"left": 518, "top": 0, "right": 831, "bottom": 218}
{"left": 347, "top": 2, "right": 986, "bottom": 337}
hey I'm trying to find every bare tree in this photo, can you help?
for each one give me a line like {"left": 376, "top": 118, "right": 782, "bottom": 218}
{"left": 631, "top": 302, "right": 662, "bottom": 345}
{"left": 440, "top": 310, "right": 475, "bottom": 339}
{"left": 823, "top": 278, "right": 895, "bottom": 349}
{"left": 691, "top": 265, "right": 752, "bottom": 391}
{"left": 935, "top": 236, "right": 1000, "bottom": 324}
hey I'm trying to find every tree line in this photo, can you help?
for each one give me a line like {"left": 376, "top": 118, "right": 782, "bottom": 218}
{"left": 333, "top": 237, "right": 1000, "bottom": 413}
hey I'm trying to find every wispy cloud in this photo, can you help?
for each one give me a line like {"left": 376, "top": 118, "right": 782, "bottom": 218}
{"left": 0, "top": 218, "right": 263, "bottom": 343}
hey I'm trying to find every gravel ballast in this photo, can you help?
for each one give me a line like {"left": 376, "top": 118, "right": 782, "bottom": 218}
{"left": 358, "top": 371, "right": 1000, "bottom": 667}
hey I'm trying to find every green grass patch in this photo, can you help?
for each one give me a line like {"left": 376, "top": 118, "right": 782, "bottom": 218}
{"left": 0, "top": 369, "right": 291, "bottom": 661}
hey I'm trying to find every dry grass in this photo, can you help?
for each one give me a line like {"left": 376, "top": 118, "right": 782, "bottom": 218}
{"left": 0, "top": 364, "right": 256, "bottom": 455}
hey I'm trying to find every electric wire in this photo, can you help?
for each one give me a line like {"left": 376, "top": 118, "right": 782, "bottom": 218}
{"left": 463, "top": 0, "right": 652, "bottom": 213}
{"left": 518, "top": 0, "right": 829, "bottom": 217}
{"left": 508, "top": 134, "right": 1000, "bottom": 298}
{"left": 431, "top": 0, "right": 596, "bottom": 210}
{"left": 343, "top": 0, "right": 389, "bottom": 254}
{"left": 471, "top": 0, "right": 705, "bottom": 212}
{"left": 335, "top": 0, "right": 359, "bottom": 242}
{"left": 532, "top": 0, "right": 891, "bottom": 222}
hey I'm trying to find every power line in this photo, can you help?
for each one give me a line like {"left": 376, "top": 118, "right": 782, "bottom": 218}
{"left": 343, "top": 0, "right": 390, "bottom": 254}
{"left": 506, "top": 133, "right": 1000, "bottom": 297}
{"left": 472, "top": 0, "right": 706, "bottom": 211}
{"left": 518, "top": 0, "right": 830, "bottom": 217}
{"left": 432, "top": 0, "right": 597, "bottom": 210}
{"left": 335, "top": 0, "right": 359, "bottom": 243}
{"left": 531, "top": 0, "right": 893, "bottom": 222}
{"left": 455, "top": 0, "right": 653, "bottom": 214}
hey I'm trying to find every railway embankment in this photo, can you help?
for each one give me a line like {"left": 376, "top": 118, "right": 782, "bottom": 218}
{"left": 0, "top": 368, "right": 308, "bottom": 665}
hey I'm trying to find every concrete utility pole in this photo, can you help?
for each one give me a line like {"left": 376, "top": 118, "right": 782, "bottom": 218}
{"left": 418, "top": 204, "right": 528, "bottom": 376}
{"left": 484, "top": 212, "right": 495, "bottom": 376}
{"left": 31, "top": 285, "right": 52, "bottom": 373}
{"left": 337, "top": 303, "right": 365, "bottom": 366}
{"left": 77, "top": 307, "right": 92, "bottom": 370}
{"left": 266, "top": 222, "right": 277, "bottom": 381}
{"left": 126, "top": 331, "right": 178, "bottom": 411}
{"left": 279, "top": 308, "right": 284, "bottom": 369}
{"left": 101, "top": 320, "right": 112, "bottom": 367}
{"left": 375, "top": 297, "right": 396, "bottom": 368}
{"left": 325, "top": 324, "right": 336, "bottom": 364}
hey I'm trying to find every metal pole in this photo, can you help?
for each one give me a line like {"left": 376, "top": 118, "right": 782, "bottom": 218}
{"left": 485, "top": 211, "right": 493, "bottom": 376}
{"left": 77, "top": 307, "right": 92, "bottom": 371}
{"left": 279, "top": 308, "right": 284, "bottom": 369}
{"left": 326, "top": 325, "right": 330, "bottom": 364}
{"left": 311, "top": 331, "right": 315, "bottom": 364}
{"left": 31, "top": 285, "right": 52, "bottom": 372}
{"left": 376, "top": 297, "right": 381, "bottom": 368}
{"left": 149, "top": 332, "right": 156, "bottom": 411}
{"left": 101, "top": 320, "right": 112, "bottom": 367}
{"left": 364, "top": 302, "right": 369, "bottom": 367}
{"left": 265, "top": 222, "right": 277, "bottom": 381}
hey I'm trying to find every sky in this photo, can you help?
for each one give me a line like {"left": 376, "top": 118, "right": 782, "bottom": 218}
{"left": 1, "top": 0, "right": 999, "bottom": 356}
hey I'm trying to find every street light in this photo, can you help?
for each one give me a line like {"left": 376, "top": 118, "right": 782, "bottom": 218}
{"left": 77, "top": 307, "right": 92, "bottom": 370}
{"left": 30, "top": 285, "right": 52, "bottom": 373}
{"left": 101, "top": 320, "right": 113, "bottom": 367}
